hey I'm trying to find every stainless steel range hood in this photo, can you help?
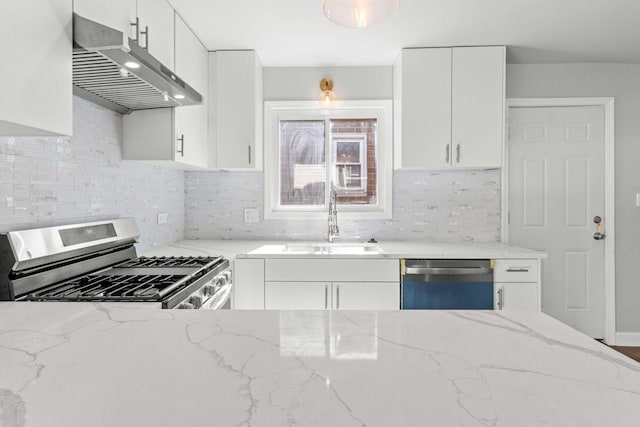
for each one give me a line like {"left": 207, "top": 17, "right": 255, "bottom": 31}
{"left": 72, "top": 13, "right": 202, "bottom": 114}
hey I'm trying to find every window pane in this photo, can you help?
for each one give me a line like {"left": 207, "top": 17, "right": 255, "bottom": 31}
{"left": 280, "top": 120, "right": 326, "bottom": 205}
{"left": 330, "top": 119, "right": 378, "bottom": 205}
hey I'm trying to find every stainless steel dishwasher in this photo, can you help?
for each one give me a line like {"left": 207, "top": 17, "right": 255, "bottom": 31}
{"left": 401, "top": 259, "right": 494, "bottom": 309}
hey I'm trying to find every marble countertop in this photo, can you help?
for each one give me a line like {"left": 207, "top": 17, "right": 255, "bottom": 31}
{"left": 141, "top": 240, "right": 547, "bottom": 260}
{"left": 1, "top": 303, "right": 638, "bottom": 426}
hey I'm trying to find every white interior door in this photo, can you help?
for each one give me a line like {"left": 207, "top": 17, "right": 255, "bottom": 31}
{"left": 508, "top": 105, "right": 605, "bottom": 338}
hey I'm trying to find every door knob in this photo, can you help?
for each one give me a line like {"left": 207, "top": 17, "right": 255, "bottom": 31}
{"left": 593, "top": 216, "right": 605, "bottom": 239}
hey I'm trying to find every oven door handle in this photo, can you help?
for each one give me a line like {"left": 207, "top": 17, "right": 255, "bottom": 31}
{"left": 404, "top": 267, "right": 492, "bottom": 275}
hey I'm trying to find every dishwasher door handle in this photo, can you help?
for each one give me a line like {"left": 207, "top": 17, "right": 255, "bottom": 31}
{"left": 404, "top": 267, "right": 492, "bottom": 275}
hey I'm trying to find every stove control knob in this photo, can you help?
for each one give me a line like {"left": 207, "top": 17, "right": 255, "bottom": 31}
{"left": 178, "top": 302, "right": 194, "bottom": 309}
{"left": 203, "top": 285, "right": 215, "bottom": 296}
{"left": 217, "top": 276, "right": 226, "bottom": 288}
{"left": 189, "top": 295, "right": 203, "bottom": 309}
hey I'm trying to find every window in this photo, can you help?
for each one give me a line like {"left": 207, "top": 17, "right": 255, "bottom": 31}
{"left": 265, "top": 100, "right": 392, "bottom": 219}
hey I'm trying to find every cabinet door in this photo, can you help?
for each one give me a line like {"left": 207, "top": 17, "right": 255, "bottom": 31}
{"left": 494, "top": 283, "right": 538, "bottom": 310}
{"left": 73, "top": 0, "right": 136, "bottom": 44}
{"left": 0, "top": 0, "right": 72, "bottom": 136}
{"left": 136, "top": 0, "right": 175, "bottom": 68}
{"left": 214, "top": 50, "right": 263, "bottom": 170}
{"left": 265, "top": 282, "right": 330, "bottom": 310}
{"left": 234, "top": 259, "right": 265, "bottom": 309}
{"left": 174, "top": 13, "right": 208, "bottom": 169}
{"left": 451, "top": 46, "right": 504, "bottom": 169}
{"left": 333, "top": 282, "right": 399, "bottom": 310}
{"left": 399, "top": 48, "right": 452, "bottom": 169}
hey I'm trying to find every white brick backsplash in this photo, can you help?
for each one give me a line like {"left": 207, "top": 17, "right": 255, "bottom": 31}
{"left": 185, "top": 169, "right": 501, "bottom": 241}
{"left": 1, "top": 97, "right": 501, "bottom": 246}
{"left": 0, "top": 97, "right": 184, "bottom": 253}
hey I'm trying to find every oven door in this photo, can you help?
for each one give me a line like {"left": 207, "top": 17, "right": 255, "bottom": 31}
{"left": 205, "top": 282, "right": 232, "bottom": 310}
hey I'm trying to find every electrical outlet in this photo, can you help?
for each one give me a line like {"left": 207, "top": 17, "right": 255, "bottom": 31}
{"left": 157, "top": 212, "right": 168, "bottom": 225}
{"left": 244, "top": 208, "right": 259, "bottom": 223}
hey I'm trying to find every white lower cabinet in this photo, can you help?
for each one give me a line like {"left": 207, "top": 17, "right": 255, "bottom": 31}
{"left": 235, "top": 258, "right": 400, "bottom": 310}
{"left": 233, "top": 258, "right": 264, "bottom": 309}
{"left": 264, "top": 281, "right": 400, "bottom": 310}
{"left": 493, "top": 259, "right": 541, "bottom": 310}
{"left": 333, "top": 282, "right": 399, "bottom": 310}
{"left": 265, "top": 282, "right": 330, "bottom": 310}
{"left": 494, "top": 283, "right": 538, "bottom": 310}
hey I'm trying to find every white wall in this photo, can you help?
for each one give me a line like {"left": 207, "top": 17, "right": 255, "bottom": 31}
{"left": 506, "top": 63, "right": 640, "bottom": 333}
{"left": 263, "top": 66, "right": 393, "bottom": 101}
{"left": 0, "top": 97, "right": 185, "bottom": 252}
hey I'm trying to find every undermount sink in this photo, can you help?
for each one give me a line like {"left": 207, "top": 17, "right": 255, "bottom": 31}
{"left": 250, "top": 242, "right": 383, "bottom": 255}
{"left": 286, "top": 242, "right": 382, "bottom": 255}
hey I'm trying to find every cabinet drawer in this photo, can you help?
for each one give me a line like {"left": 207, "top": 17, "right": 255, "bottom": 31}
{"left": 265, "top": 259, "right": 399, "bottom": 282}
{"left": 493, "top": 259, "right": 538, "bottom": 282}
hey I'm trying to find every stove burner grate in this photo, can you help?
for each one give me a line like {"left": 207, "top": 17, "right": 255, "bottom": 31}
{"left": 114, "top": 256, "right": 221, "bottom": 268}
{"left": 25, "top": 274, "right": 189, "bottom": 302}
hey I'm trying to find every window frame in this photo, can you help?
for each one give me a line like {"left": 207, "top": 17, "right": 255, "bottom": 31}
{"left": 264, "top": 100, "right": 393, "bottom": 220}
{"left": 332, "top": 132, "right": 368, "bottom": 194}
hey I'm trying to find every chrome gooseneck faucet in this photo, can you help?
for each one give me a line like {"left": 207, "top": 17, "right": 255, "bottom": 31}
{"left": 328, "top": 185, "right": 339, "bottom": 243}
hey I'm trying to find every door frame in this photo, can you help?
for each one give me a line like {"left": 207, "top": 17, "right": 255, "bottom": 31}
{"left": 502, "top": 97, "right": 616, "bottom": 344}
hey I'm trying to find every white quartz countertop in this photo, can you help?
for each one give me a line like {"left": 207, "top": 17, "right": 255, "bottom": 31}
{"left": 141, "top": 239, "right": 547, "bottom": 260}
{"left": 0, "top": 303, "right": 638, "bottom": 426}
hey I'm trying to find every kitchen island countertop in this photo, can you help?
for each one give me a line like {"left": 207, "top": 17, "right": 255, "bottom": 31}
{"left": 0, "top": 303, "right": 638, "bottom": 426}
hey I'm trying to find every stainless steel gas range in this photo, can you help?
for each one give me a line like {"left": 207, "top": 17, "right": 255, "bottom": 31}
{"left": 0, "top": 219, "right": 232, "bottom": 309}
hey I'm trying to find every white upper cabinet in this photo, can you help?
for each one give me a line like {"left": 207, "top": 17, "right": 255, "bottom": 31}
{"left": 135, "top": 0, "right": 175, "bottom": 68}
{"left": 210, "top": 50, "right": 263, "bottom": 170}
{"left": 0, "top": 0, "right": 72, "bottom": 136}
{"left": 451, "top": 46, "right": 505, "bottom": 169}
{"left": 173, "top": 13, "right": 208, "bottom": 169}
{"left": 395, "top": 48, "right": 452, "bottom": 169}
{"left": 122, "top": 12, "right": 208, "bottom": 170}
{"left": 394, "top": 46, "right": 505, "bottom": 170}
{"left": 73, "top": 0, "right": 136, "bottom": 47}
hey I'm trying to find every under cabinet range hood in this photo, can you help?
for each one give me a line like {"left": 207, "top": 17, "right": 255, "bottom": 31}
{"left": 72, "top": 13, "right": 202, "bottom": 114}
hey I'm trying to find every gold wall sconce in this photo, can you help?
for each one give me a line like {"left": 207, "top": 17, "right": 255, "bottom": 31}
{"left": 320, "top": 77, "right": 334, "bottom": 107}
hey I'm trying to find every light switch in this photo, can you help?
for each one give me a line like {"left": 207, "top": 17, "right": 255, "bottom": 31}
{"left": 636, "top": 193, "right": 640, "bottom": 207}
{"left": 244, "top": 208, "right": 259, "bottom": 223}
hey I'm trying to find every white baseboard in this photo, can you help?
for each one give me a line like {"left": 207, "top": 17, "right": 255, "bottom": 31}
{"left": 615, "top": 332, "right": 640, "bottom": 346}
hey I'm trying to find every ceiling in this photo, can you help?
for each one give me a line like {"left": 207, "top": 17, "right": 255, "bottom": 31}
{"left": 168, "top": 0, "right": 640, "bottom": 67}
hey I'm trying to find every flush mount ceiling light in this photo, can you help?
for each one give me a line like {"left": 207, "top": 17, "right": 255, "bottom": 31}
{"left": 322, "top": 0, "right": 400, "bottom": 28}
